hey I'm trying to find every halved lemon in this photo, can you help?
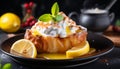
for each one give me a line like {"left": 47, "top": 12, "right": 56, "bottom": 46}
{"left": 66, "top": 41, "right": 90, "bottom": 58}
{"left": 10, "top": 39, "right": 37, "bottom": 58}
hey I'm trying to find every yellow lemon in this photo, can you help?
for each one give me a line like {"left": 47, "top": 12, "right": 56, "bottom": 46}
{"left": 66, "top": 41, "right": 90, "bottom": 58}
{"left": 0, "top": 13, "right": 21, "bottom": 33}
{"left": 10, "top": 39, "right": 37, "bottom": 58}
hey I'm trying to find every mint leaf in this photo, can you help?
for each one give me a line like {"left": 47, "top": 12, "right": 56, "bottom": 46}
{"left": 38, "top": 2, "right": 63, "bottom": 23}
{"left": 51, "top": 2, "right": 59, "bottom": 16}
{"left": 55, "top": 15, "right": 63, "bottom": 22}
{"left": 39, "top": 14, "right": 53, "bottom": 22}
{"left": 2, "top": 63, "right": 12, "bottom": 69}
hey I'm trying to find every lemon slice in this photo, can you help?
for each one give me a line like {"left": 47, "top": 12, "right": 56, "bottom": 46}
{"left": 66, "top": 41, "right": 90, "bottom": 58}
{"left": 10, "top": 39, "right": 37, "bottom": 58}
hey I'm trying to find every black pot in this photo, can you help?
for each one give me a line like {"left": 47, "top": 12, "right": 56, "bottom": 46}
{"left": 69, "top": 9, "right": 115, "bottom": 32}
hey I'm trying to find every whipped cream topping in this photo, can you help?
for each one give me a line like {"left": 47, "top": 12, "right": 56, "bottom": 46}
{"left": 31, "top": 12, "right": 87, "bottom": 38}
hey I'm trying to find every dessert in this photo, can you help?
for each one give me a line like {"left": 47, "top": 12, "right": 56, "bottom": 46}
{"left": 24, "top": 13, "right": 87, "bottom": 53}
{"left": 24, "top": 2, "right": 88, "bottom": 53}
{"left": 11, "top": 2, "right": 90, "bottom": 59}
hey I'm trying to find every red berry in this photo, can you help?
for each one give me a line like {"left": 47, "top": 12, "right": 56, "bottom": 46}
{"left": 29, "top": 2, "right": 34, "bottom": 8}
{"left": 32, "top": 20, "right": 36, "bottom": 23}
{"left": 26, "top": 16, "right": 34, "bottom": 22}
{"left": 27, "top": 18, "right": 32, "bottom": 23}
{"left": 21, "top": 22, "right": 28, "bottom": 27}
{"left": 27, "top": 9, "right": 32, "bottom": 13}
{"left": 29, "top": 23, "right": 33, "bottom": 26}
{"left": 26, "top": 18, "right": 30, "bottom": 22}
{"left": 29, "top": 16, "right": 34, "bottom": 20}
{"left": 24, "top": 3, "right": 29, "bottom": 9}
{"left": 24, "top": 22, "right": 29, "bottom": 26}
{"left": 29, "top": 20, "right": 36, "bottom": 26}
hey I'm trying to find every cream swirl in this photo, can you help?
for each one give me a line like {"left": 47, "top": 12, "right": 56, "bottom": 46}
{"left": 31, "top": 12, "right": 87, "bottom": 38}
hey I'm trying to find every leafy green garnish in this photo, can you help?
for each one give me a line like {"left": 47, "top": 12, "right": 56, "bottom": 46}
{"left": 115, "top": 19, "right": 120, "bottom": 26}
{"left": 39, "top": 2, "right": 63, "bottom": 23}
{"left": 39, "top": 14, "right": 53, "bottom": 22}
{"left": 51, "top": 2, "right": 59, "bottom": 16}
{"left": 55, "top": 14, "right": 64, "bottom": 22}
{"left": 2, "top": 63, "right": 12, "bottom": 69}
{"left": 0, "top": 63, "right": 12, "bottom": 69}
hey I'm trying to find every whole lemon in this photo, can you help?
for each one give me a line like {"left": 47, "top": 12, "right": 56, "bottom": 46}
{"left": 0, "top": 13, "right": 21, "bottom": 33}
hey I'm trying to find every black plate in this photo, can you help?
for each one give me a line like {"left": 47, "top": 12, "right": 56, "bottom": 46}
{"left": 0, "top": 33, "right": 114, "bottom": 68}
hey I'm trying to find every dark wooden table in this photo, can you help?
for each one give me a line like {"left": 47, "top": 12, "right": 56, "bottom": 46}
{"left": 103, "top": 25, "right": 120, "bottom": 47}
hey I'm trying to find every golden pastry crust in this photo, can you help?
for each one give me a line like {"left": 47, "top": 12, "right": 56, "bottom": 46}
{"left": 24, "top": 29, "right": 87, "bottom": 53}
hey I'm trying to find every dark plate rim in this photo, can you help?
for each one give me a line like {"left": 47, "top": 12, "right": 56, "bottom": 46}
{"left": 0, "top": 33, "right": 114, "bottom": 62}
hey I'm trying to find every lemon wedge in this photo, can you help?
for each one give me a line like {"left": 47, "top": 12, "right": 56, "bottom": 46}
{"left": 10, "top": 39, "right": 37, "bottom": 58}
{"left": 66, "top": 41, "right": 90, "bottom": 58}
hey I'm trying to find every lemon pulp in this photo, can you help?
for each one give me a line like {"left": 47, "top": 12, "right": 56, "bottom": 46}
{"left": 10, "top": 39, "right": 37, "bottom": 58}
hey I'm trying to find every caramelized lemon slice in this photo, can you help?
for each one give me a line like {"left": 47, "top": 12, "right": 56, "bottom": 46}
{"left": 66, "top": 41, "right": 90, "bottom": 58}
{"left": 10, "top": 39, "right": 37, "bottom": 58}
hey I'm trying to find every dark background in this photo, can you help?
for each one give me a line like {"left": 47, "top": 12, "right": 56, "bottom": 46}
{"left": 0, "top": 0, "right": 119, "bottom": 20}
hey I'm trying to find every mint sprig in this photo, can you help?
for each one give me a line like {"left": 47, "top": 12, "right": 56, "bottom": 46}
{"left": 0, "top": 63, "right": 12, "bottom": 69}
{"left": 39, "top": 14, "right": 53, "bottom": 22}
{"left": 39, "top": 2, "right": 63, "bottom": 22}
{"left": 55, "top": 15, "right": 63, "bottom": 22}
{"left": 51, "top": 2, "right": 59, "bottom": 16}
{"left": 2, "top": 63, "right": 12, "bottom": 69}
